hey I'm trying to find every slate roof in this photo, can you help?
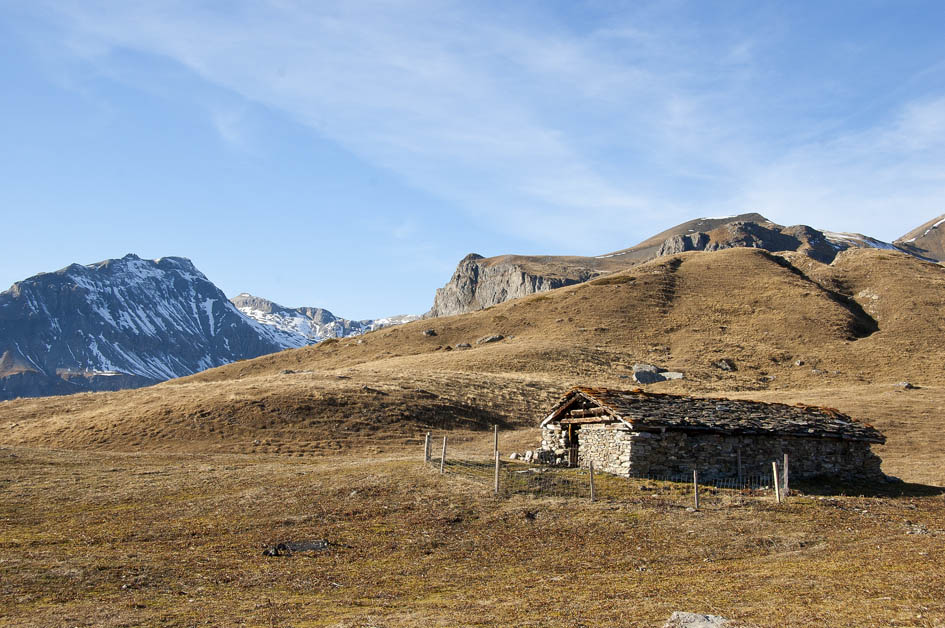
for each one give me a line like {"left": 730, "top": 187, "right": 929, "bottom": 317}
{"left": 541, "top": 387, "right": 884, "bottom": 443}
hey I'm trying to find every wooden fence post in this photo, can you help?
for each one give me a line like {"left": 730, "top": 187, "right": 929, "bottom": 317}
{"left": 693, "top": 470, "right": 700, "bottom": 510}
{"left": 424, "top": 432, "right": 431, "bottom": 464}
{"left": 782, "top": 453, "right": 789, "bottom": 497}
{"left": 440, "top": 436, "right": 447, "bottom": 474}
{"left": 494, "top": 450, "right": 501, "bottom": 495}
{"left": 772, "top": 461, "right": 782, "bottom": 503}
{"left": 589, "top": 461, "right": 596, "bottom": 502}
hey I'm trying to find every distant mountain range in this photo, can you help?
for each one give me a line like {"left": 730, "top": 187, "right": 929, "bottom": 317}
{"left": 427, "top": 212, "right": 941, "bottom": 317}
{"left": 231, "top": 293, "right": 419, "bottom": 345}
{"left": 2, "top": 212, "right": 942, "bottom": 401}
{"left": 0, "top": 255, "right": 415, "bottom": 400}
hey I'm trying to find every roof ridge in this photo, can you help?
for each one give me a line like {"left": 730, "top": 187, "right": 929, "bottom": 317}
{"left": 572, "top": 386, "right": 855, "bottom": 419}
{"left": 544, "top": 386, "right": 884, "bottom": 443}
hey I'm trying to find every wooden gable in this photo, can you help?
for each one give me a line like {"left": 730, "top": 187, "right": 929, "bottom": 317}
{"left": 540, "top": 388, "right": 633, "bottom": 429}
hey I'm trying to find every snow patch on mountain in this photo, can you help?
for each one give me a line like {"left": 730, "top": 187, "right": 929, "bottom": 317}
{"left": 823, "top": 232, "right": 900, "bottom": 252}
{"left": 231, "top": 293, "right": 419, "bottom": 345}
{"left": 0, "top": 254, "right": 304, "bottom": 400}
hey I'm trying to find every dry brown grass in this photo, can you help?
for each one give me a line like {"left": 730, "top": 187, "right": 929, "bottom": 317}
{"left": 1, "top": 444, "right": 943, "bottom": 628}
{"left": 2, "top": 247, "right": 945, "bottom": 626}
{"left": 3, "top": 247, "right": 944, "bottom": 482}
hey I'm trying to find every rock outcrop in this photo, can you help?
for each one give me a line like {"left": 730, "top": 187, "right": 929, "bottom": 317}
{"left": 427, "top": 214, "right": 919, "bottom": 317}
{"left": 426, "top": 254, "right": 605, "bottom": 317}
{"left": 651, "top": 221, "right": 883, "bottom": 264}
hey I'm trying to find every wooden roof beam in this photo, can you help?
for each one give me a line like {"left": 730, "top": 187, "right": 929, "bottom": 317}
{"left": 560, "top": 416, "right": 618, "bottom": 425}
{"left": 569, "top": 407, "right": 611, "bottom": 418}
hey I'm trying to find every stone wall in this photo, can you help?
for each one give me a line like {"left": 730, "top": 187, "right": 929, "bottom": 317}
{"left": 539, "top": 422, "right": 884, "bottom": 481}
{"left": 539, "top": 425, "right": 570, "bottom": 465}
{"left": 575, "top": 424, "right": 636, "bottom": 475}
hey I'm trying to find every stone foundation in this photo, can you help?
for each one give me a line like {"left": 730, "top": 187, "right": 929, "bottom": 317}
{"left": 540, "top": 423, "right": 883, "bottom": 481}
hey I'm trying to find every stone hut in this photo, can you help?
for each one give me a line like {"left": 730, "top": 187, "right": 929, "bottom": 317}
{"left": 538, "top": 387, "right": 885, "bottom": 481}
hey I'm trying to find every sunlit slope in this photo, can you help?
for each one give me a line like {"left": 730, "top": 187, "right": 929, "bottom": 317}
{"left": 189, "top": 247, "right": 891, "bottom": 384}
{"left": 3, "top": 247, "right": 945, "bottom": 463}
{"left": 894, "top": 213, "right": 945, "bottom": 261}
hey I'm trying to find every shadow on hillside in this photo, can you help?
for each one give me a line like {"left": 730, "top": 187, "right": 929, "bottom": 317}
{"left": 766, "top": 253, "right": 879, "bottom": 339}
{"left": 794, "top": 478, "right": 944, "bottom": 498}
{"left": 410, "top": 399, "right": 515, "bottom": 432}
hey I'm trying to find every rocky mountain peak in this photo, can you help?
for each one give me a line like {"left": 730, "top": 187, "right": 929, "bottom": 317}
{"left": 894, "top": 213, "right": 945, "bottom": 261}
{"left": 0, "top": 255, "right": 298, "bottom": 400}
{"left": 427, "top": 213, "right": 917, "bottom": 317}
{"left": 232, "top": 293, "right": 418, "bottom": 345}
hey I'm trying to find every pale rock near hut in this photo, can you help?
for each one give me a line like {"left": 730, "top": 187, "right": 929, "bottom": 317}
{"left": 662, "top": 611, "right": 730, "bottom": 628}
{"left": 632, "top": 363, "right": 684, "bottom": 384}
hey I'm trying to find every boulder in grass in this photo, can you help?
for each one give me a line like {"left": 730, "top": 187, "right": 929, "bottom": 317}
{"left": 632, "top": 363, "right": 664, "bottom": 384}
{"left": 632, "top": 363, "right": 684, "bottom": 384}
{"left": 476, "top": 334, "right": 504, "bottom": 344}
{"left": 662, "top": 612, "right": 730, "bottom": 628}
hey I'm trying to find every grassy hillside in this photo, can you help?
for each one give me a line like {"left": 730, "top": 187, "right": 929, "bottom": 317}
{"left": 1, "top": 247, "right": 945, "bottom": 482}
{"left": 1, "top": 446, "right": 943, "bottom": 628}
{"left": 3, "top": 246, "right": 945, "bottom": 627}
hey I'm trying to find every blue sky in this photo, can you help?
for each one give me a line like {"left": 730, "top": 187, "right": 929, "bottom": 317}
{"left": 2, "top": 1, "right": 944, "bottom": 318}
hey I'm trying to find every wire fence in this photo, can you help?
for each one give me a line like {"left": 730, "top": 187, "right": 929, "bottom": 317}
{"left": 423, "top": 432, "right": 786, "bottom": 508}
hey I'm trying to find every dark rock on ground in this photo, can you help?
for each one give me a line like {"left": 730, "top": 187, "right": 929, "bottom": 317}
{"left": 262, "top": 540, "right": 336, "bottom": 556}
{"left": 632, "top": 363, "right": 684, "bottom": 384}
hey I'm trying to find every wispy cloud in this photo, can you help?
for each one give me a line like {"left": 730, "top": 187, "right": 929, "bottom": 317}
{"left": 20, "top": 1, "right": 945, "bottom": 247}
{"left": 734, "top": 94, "right": 945, "bottom": 236}
{"left": 208, "top": 106, "right": 249, "bottom": 148}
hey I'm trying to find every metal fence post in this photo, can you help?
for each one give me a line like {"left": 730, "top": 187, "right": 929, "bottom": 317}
{"left": 424, "top": 432, "right": 431, "bottom": 464}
